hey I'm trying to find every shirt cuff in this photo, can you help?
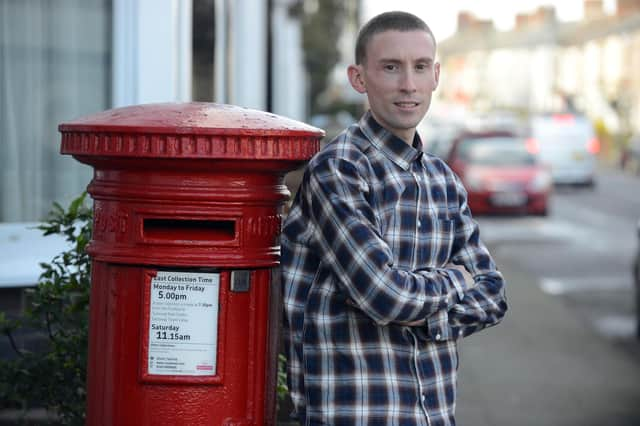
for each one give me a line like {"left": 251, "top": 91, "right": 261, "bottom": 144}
{"left": 425, "top": 309, "right": 451, "bottom": 341}
{"left": 442, "top": 268, "right": 468, "bottom": 303}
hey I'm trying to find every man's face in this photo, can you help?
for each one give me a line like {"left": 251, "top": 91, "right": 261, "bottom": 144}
{"left": 349, "top": 30, "right": 440, "bottom": 144}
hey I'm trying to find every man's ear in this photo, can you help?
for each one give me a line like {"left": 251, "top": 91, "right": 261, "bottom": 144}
{"left": 348, "top": 64, "right": 367, "bottom": 94}
{"left": 434, "top": 62, "right": 441, "bottom": 90}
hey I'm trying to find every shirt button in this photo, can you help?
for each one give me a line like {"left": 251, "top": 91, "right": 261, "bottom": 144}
{"left": 435, "top": 333, "right": 442, "bottom": 341}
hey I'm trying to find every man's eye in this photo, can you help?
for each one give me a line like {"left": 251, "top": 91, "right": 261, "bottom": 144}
{"left": 384, "top": 64, "right": 398, "bottom": 71}
{"left": 416, "top": 64, "right": 428, "bottom": 71}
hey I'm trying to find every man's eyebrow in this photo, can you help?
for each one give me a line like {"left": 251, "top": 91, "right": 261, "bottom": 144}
{"left": 377, "top": 57, "right": 434, "bottom": 64}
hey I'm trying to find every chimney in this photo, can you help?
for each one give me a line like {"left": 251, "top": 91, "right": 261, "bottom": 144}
{"left": 456, "top": 11, "right": 494, "bottom": 34}
{"left": 457, "top": 11, "right": 475, "bottom": 33}
{"left": 584, "top": 0, "right": 605, "bottom": 20}
{"left": 534, "top": 6, "right": 557, "bottom": 25}
{"left": 515, "top": 6, "right": 556, "bottom": 29}
{"left": 515, "top": 13, "right": 529, "bottom": 29}
{"left": 617, "top": 0, "right": 640, "bottom": 17}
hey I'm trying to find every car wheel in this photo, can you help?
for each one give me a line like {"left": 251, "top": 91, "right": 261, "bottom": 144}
{"left": 532, "top": 206, "right": 549, "bottom": 217}
{"left": 583, "top": 179, "right": 596, "bottom": 189}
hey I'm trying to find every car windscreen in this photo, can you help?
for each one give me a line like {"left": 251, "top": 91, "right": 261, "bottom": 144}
{"left": 531, "top": 116, "right": 593, "bottom": 145}
{"left": 458, "top": 137, "right": 536, "bottom": 166}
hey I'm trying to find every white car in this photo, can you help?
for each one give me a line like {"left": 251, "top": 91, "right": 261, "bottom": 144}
{"left": 528, "top": 114, "right": 599, "bottom": 186}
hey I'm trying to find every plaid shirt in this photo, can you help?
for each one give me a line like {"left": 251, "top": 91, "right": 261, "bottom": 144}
{"left": 281, "top": 111, "right": 507, "bottom": 426}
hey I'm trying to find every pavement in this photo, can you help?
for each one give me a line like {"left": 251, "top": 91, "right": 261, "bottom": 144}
{"left": 455, "top": 258, "right": 640, "bottom": 426}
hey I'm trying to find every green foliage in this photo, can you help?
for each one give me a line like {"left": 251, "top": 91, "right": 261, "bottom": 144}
{"left": 0, "top": 193, "right": 92, "bottom": 425}
{"left": 302, "top": 0, "right": 349, "bottom": 116}
{"left": 277, "top": 353, "right": 289, "bottom": 401}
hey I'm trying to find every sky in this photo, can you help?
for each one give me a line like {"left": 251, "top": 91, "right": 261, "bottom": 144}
{"left": 364, "top": 0, "right": 617, "bottom": 41}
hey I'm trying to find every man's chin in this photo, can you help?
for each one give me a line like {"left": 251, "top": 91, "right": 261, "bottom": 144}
{"left": 393, "top": 117, "right": 424, "bottom": 131}
{"left": 372, "top": 110, "right": 427, "bottom": 133}
{"left": 397, "top": 107, "right": 428, "bottom": 122}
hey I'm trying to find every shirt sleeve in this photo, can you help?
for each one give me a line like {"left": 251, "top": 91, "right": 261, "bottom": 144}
{"left": 426, "top": 174, "right": 508, "bottom": 339}
{"left": 304, "top": 157, "right": 464, "bottom": 326}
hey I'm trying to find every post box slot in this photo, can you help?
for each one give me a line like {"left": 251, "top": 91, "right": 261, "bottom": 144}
{"left": 144, "top": 218, "right": 236, "bottom": 242}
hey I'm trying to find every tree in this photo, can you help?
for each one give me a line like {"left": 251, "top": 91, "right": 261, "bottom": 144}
{"left": 301, "top": 0, "right": 349, "bottom": 116}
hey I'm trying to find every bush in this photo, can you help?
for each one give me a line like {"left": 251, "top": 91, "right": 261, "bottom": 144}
{"left": 0, "top": 193, "right": 92, "bottom": 425}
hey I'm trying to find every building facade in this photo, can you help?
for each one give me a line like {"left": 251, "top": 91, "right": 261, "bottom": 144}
{"left": 0, "top": 0, "right": 308, "bottom": 223}
{"left": 437, "top": 0, "right": 640, "bottom": 138}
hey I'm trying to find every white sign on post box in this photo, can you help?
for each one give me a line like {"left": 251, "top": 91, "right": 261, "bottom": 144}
{"left": 147, "top": 271, "right": 219, "bottom": 376}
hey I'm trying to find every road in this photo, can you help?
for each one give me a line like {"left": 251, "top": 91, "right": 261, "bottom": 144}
{"left": 457, "top": 168, "right": 640, "bottom": 426}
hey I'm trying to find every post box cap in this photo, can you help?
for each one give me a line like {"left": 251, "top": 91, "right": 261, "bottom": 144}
{"left": 59, "top": 102, "right": 324, "bottom": 137}
{"left": 59, "top": 103, "right": 323, "bottom": 162}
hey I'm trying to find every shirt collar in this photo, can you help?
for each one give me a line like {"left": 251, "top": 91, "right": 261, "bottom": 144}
{"left": 358, "top": 111, "right": 423, "bottom": 170}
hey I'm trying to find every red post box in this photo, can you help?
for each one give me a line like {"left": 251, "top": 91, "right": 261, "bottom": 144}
{"left": 58, "top": 103, "right": 322, "bottom": 425}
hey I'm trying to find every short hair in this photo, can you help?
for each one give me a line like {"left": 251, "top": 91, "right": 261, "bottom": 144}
{"left": 355, "top": 11, "right": 436, "bottom": 65}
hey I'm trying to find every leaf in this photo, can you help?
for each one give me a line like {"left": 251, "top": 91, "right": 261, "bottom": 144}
{"left": 68, "top": 193, "right": 88, "bottom": 216}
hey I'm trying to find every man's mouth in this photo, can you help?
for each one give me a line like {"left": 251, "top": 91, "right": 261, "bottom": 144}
{"left": 394, "top": 101, "right": 420, "bottom": 109}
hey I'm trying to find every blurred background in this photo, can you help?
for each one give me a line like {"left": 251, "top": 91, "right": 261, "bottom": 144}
{"left": 1, "top": 0, "right": 640, "bottom": 424}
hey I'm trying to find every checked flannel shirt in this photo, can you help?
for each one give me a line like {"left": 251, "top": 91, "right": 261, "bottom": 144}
{"left": 281, "top": 111, "right": 507, "bottom": 426}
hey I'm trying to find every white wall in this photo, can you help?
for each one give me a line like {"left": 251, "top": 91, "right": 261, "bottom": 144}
{"left": 228, "top": 0, "right": 268, "bottom": 110}
{"left": 272, "top": 0, "right": 307, "bottom": 120}
{"left": 112, "top": 0, "right": 192, "bottom": 107}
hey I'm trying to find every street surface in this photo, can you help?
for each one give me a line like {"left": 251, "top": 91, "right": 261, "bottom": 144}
{"left": 457, "top": 167, "right": 640, "bottom": 426}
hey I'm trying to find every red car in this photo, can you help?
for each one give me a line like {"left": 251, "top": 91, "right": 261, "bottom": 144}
{"left": 443, "top": 131, "right": 552, "bottom": 216}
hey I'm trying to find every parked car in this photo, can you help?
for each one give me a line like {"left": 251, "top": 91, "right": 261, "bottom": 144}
{"left": 528, "top": 113, "right": 599, "bottom": 186}
{"left": 445, "top": 131, "right": 552, "bottom": 216}
{"left": 424, "top": 124, "right": 462, "bottom": 160}
{"left": 634, "top": 219, "right": 640, "bottom": 338}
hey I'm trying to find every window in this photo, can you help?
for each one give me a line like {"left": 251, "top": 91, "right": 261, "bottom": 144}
{"left": 0, "top": 0, "right": 112, "bottom": 222}
{"left": 192, "top": 0, "right": 216, "bottom": 101}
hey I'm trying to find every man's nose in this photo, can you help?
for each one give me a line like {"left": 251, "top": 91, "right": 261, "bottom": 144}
{"left": 400, "top": 70, "right": 417, "bottom": 92}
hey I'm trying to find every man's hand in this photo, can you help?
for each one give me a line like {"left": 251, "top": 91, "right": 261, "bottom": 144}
{"left": 447, "top": 263, "right": 473, "bottom": 285}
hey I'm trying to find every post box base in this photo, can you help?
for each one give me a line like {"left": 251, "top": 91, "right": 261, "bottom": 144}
{"left": 86, "top": 263, "right": 279, "bottom": 426}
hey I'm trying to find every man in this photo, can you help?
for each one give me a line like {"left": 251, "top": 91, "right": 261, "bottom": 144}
{"left": 281, "top": 11, "right": 507, "bottom": 426}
